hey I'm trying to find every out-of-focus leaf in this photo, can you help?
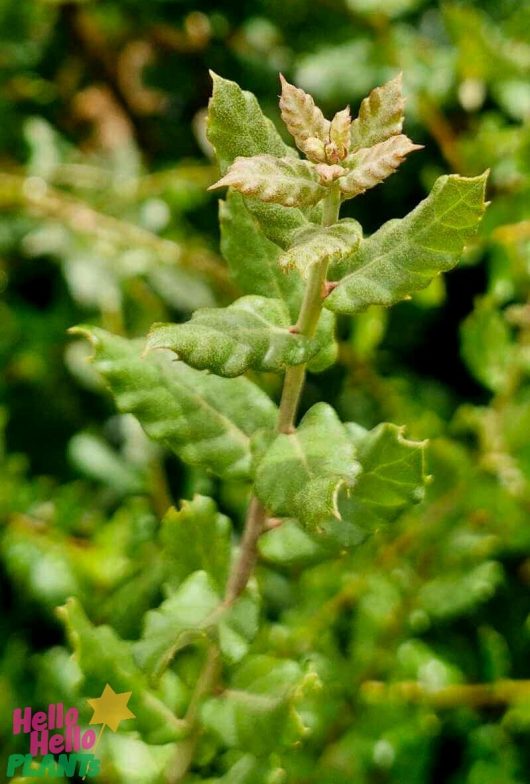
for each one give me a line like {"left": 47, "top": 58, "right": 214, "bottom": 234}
{"left": 57, "top": 598, "right": 187, "bottom": 745}
{"left": 159, "top": 496, "right": 231, "bottom": 592}
{"left": 68, "top": 432, "right": 146, "bottom": 495}
{"left": 418, "top": 561, "right": 504, "bottom": 621}
{"left": 134, "top": 571, "right": 259, "bottom": 680}
{"left": 460, "top": 298, "right": 513, "bottom": 393}
{"left": 133, "top": 571, "right": 220, "bottom": 680}
{"left": 201, "top": 656, "right": 307, "bottom": 756}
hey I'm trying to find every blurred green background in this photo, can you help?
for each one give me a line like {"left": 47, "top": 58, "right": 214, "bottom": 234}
{"left": 1, "top": 0, "right": 530, "bottom": 782}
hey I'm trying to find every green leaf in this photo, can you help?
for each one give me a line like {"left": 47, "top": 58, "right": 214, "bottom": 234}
{"left": 340, "top": 135, "right": 422, "bottom": 199}
{"left": 219, "top": 194, "right": 337, "bottom": 372}
{"left": 342, "top": 422, "right": 428, "bottom": 527}
{"left": 460, "top": 298, "right": 513, "bottom": 392}
{"left": 326, "top": 173, "right": 488, "bottom": 314}
{"left": 218, "top": 588, "right": 260, "bottom": 665}
{"left": 418, "top": 561, "right": 504, "bottom": 621}
{"left": 208, "top": 74, "right": 309, "bottom": 247}
{"left": 146, "top": 296, "right": 325, "bottom": 377}
{"left": 134, "top": 571, "right": 219, "bottom": 679}
{"left": 259, "top": 519, "right": 332, "bottom": 566}
{"left": 219, "top": 192, "right": 302, "bottom": 307}
{"left": 98, "top": 734, "right": 176, "bottom": 784}
{"left": 218, "top": 755, "right": 270, "bottom": 784}
{"left": 68, "top": 431, "right": 146, "bottom": 495}
{"left": 350, "top": 74, "right": 405, "bottom": 150}
{"left": 57, "top": 598, "right": 187, "bottom": 745}
{"left": 255, "top": 403, "right": 361, "bottom": 533}
{"left": 159, "top": 496, "right": 231, "bottom": 592}
{"left": 255, "top": 407, "right": 427, "bottom": 543}
{"left": 207, "top": 72, "right": 291, "bottom": 173}
{"left": 71, "top": 326, "right": 277, "bottom": 480}
{"left": 210, "top": 155, "right": 326, "bottom": 208}
{"left": 201, "top": 656, "right": 307, "bottom": 756}
{"left": 278, "top": 219, "right": 362, "bottom": 277}
{"left": 134, "top": 572, "right": 259, "bottom": 679}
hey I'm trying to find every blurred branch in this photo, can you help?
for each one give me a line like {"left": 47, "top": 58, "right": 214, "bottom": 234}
{"left": 493, "top": 220, "right": 530, "bottom": 244}
{"left": 417, "top": 95, "right": 463, "bottom": 172}
{"left": 0, "top": 172, "right": 231, "bottom": 292}
{"left": 61, "top": 2, "right": 152, "bottom": 151}
{"left": 362, "top": 679, "right": 530, "bottom": 709}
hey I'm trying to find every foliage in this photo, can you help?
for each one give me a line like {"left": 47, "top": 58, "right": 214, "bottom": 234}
{"left": 1, "top": 2, "right": 530, "bottom": 784}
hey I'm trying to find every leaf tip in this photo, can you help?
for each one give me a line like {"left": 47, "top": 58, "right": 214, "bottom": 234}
{"left": 67, "top": 324, "right": 99, "bottom": 348}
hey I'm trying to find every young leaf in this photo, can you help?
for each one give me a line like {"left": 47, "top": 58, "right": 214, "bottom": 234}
{"left": 208, "top": 75, "right": 310, "bottom": 247}
{"left": 71, "top": 326, "right": 277, "bottom": 480}
{"left": 209, "top": 155, "right": 326, "bottom": 208}
{"left": 278, "top": 219, "right": 362, "bottom": 276}
{"left": 329, "top": 106, "right": 352, "bottom": 160}
{"left": 350, "top": 73, "right": 405, "bottom": 150}
{"left": 207, "top": 72, "right": 291, "bottom": 172}
{"left": 343, "top": 422, "right": 428, "bottom": 528}
{"left": 57, "top": 598, "right": 187, "bottom": 745}
{"left": 146, "top": 295, "right": 325, "bottom": 377}
{"left": 279, "top": 74, "right": 330, "bottom": 161}
{"left": 340, "top": 135, "right": 422, "bottom": 199}
{"left": 160, "top": 496, "right": 232, "bottom": 592}
{"left": 326, "top": 173, "right": 488, "bottom": 314}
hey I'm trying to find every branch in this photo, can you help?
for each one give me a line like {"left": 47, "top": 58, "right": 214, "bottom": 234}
{"left": 361, "top": 679, "right": 530, "bottom": 709}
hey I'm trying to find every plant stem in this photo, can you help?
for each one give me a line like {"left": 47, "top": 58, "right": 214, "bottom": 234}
{"left": 277, "top": 184, "right": 341, "bottom": 433}
{"left": 224, "top": 496, "right": 267, "bottom": 604}
{"left": 170, "top": 185, "right": 341, "bottom": 782}
{"left": 169, "top": 645, "right": 221, "bottom": 784}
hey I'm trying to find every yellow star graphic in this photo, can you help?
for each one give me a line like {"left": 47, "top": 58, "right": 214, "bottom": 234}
{"left": 87, "top": 684, "right": 136, "bottom": 732}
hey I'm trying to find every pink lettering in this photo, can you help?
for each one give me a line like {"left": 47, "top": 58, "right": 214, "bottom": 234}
{"left": 48, "top": 733, "right": 65, "bottom": 754}
{"left": 82, "top": 729, "right": 96, "bottom": 750}
{"left": 30, "top": 729, "right": 49, "bottom": 756}
{"left": 12, "top": 707, "right": 32, "bottom": 735}
{"left": 32, "top": 711, "right": 47, "bottom": 731}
